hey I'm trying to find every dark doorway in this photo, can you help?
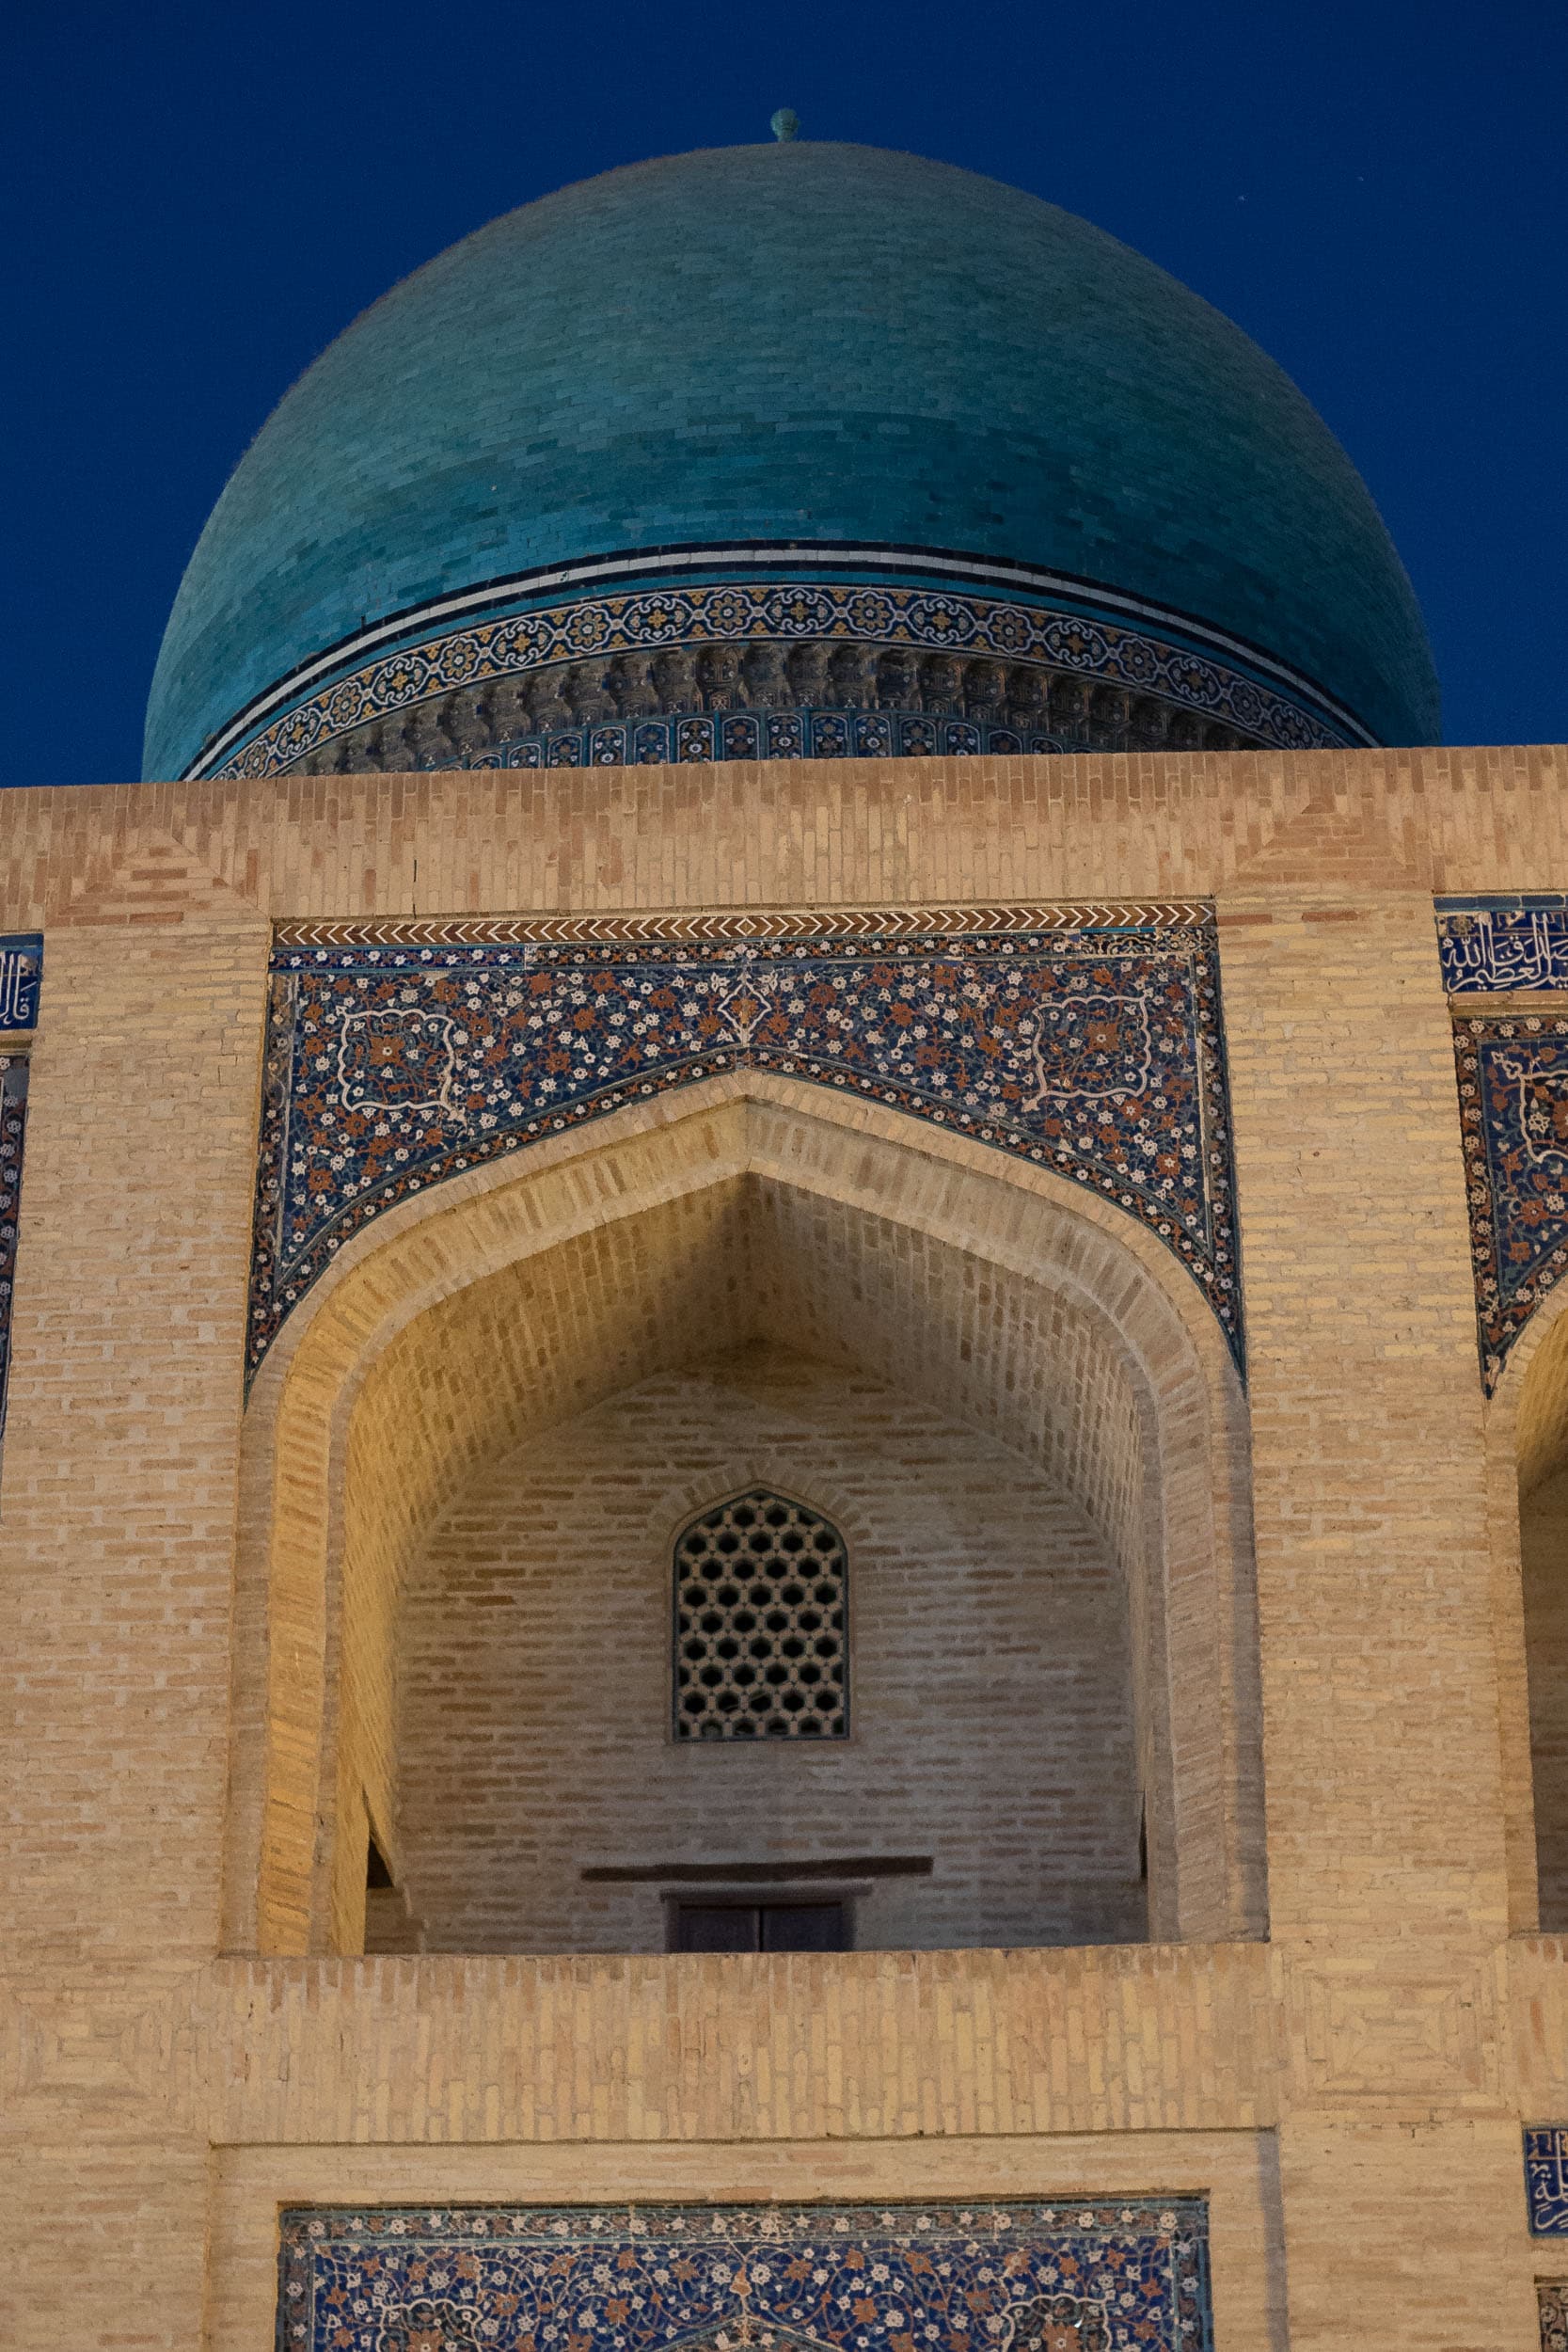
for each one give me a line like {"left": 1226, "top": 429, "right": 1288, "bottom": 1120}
{"left": 671, "top": 1899, "right": 848, "bottom": 1951}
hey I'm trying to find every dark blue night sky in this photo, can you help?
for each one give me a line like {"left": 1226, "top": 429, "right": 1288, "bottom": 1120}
{"left": 7, "top": 0, "right": 1565, "bottom": 787}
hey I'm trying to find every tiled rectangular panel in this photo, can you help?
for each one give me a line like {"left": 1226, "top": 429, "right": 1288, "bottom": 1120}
{"left": 277, "top": 2201, "right": 1213, "bottom": 2352}
{"left": 1436, "top": 895, "right": 1568, "bottom": 994}
{"left": 1539, "top": 2279, "right": 1567, "bottom": 2350}
{"left": 1528, "top": 2128, "right": 1568, "bottom": 2234}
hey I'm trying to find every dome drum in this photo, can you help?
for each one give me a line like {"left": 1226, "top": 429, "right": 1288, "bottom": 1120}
{"left": 287, "top": 643, "right": 1255, "bottom": 777}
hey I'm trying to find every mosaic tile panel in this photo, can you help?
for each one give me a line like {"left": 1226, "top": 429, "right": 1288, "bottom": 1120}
{"left": 276, "top": 2200, "right": 1215, "bottom": 2352}
{"left": 1453, "top": 1013, "right": 1568, "bottom": 1392}
{"left": 248, "top": 905, "right": 1241, "bottom": 1381}
{"left": 0, "top": 1056, "right": 27, "bottom": 1438}
{"left": 210, "top": 574, "right": 1351, "bottom": 781}
{"left": 1541, "top": 2280, "right": 1568, "bottom": 2351}
{"left": 1436, "top": 900, "right": 1568, "bottom": 1391}
{"left": 1528, "top": 2129, "right": 1568, "bottom": 2234}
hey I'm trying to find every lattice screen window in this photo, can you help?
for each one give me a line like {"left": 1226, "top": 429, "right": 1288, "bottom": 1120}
{"left": 673, "top": 1488, "right": 848, "bottom": 1740}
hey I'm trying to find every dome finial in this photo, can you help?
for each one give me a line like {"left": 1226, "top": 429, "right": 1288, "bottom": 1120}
{"left": 770, "top": 107, "right": 800, "bottom": 142}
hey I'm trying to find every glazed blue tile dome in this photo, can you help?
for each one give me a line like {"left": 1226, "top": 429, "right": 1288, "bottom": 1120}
{"left": 144, "top": 141, "right": 1438, "bottom": 781}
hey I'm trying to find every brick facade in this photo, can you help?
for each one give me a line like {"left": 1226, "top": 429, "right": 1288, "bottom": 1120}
{"left": 1, "top": 742, "right": 1565, "bottom": 2350}
{"left": 398, "top": 1345, "right": 1143, "bottom": 1954}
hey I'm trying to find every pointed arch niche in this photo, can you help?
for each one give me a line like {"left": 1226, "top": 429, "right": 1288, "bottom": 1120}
{"left": 1490, "top": 1286, "right": 1568, "bottom": 1931}
{"left": 226, "top": 1075, "right": 1266, "bottom": 1957}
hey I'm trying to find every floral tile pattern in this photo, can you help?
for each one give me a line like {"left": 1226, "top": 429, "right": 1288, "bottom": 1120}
{"left": 1454, "top": 1010, "right": 1568, "bottom": 1391}
{"left": 0, "top": 1056, "right": 28, "bottom": 1438}
{"left": 248, "top": 904, "right": 1241, "bottom": 1381}
{"left": 276, "top": 2200, "right": 1214, "bottom": 2352}
{"left": 1540, "top": 2280, "right": 1568, "bottom": 2351}
{"left": 1528, "top": 2129, "right": 1568, "bottom": 2235}
{"left": 1436, "top": 898, "right": 1568, "bottom": 1391}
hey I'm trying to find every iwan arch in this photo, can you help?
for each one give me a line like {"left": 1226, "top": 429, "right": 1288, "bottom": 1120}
{"left": 5, "top": 127, "right": 1568, "bottom": 2352}
{"left": 231, "top": 1077, "right": 1264, "bottom": 1961}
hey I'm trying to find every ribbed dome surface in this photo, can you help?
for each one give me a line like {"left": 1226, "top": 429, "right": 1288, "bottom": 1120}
{"left": 145, "top": 141, "right": 1437, "bottom": 778}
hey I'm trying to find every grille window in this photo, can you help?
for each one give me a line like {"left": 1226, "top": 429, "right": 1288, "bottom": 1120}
{"left": 673, "top": 1487, "right": 847, "bottom": 1740}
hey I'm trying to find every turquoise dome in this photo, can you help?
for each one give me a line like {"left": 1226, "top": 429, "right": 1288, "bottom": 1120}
{"left": 145, "top": 142, "right": 1438, "bottom": 781}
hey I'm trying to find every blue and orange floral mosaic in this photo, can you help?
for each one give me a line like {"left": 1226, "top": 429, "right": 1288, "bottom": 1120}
{"left": 276, "top": 2200, "right": 1215, "bottom": 2352}
{"left": 248, "top": 904, "right": 1241, "bottom": 1379}
{"left": 1528, "top": 2128, "right": 1568, "bottom": 2235}
{"left": 0, "top": 1056, "right": 28, "bottom": 1438}
{"left": 1439, "top": 898, "right": 1568, "bottom": 1391}
{"left": 0, "top": 934, "right": 40, "bottom": 1439}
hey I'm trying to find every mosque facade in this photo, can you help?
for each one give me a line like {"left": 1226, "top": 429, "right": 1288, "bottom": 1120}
{"left": 4, "top": 135, "right": 1568, "bottom": 2352}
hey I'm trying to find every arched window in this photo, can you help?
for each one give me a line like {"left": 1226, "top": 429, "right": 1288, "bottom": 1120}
{"left": 673, "top": 1488, "right": 848, "bottom": 1740}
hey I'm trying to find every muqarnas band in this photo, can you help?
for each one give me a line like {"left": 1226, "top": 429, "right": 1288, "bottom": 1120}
{"left": 209, "top": 575, "right": 1358, "bottom": 782}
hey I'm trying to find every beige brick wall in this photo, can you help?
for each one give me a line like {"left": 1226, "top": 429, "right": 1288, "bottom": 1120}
{"left": 398, "top": 1345, "right": 1143, "bottom": 1953}
{"left": 2, "top": 745, "right": 1566, "bottom": 2350}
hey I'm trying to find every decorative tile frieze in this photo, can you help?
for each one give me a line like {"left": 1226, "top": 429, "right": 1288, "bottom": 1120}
{"left": 276, "top": 2200, "right": 1215, "bottom": 2352}
{"left": 207, "top": 571, "right": 1354, "bottom": 782}
{"left": 1437, "top": 896, "right": 1568, "bottom": 996}
{"left": 1528, "top": 2128, "right": 1568, "bottom": 2235}
{"left": 248, "top": 904, "right": 1242, "bottom": 1382}
{"left": 463, "top": 707, "right": 1070, "bottom": 772}
{"left": 1540, "top": 2279, "right": 1568, "bottom": 2351}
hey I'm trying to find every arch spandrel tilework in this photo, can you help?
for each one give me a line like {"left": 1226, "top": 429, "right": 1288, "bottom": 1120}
{"left": 246, "top": 904, "right": 1242, "bottom": 1385}
{"left": 1437, "top": 897, "right": 1568, "bottom": 1393}
{"left": 276, "top": 2200, "right": 1215, "bottom": 2352}
{"left": 0, "top": 933, "right": 42, "bottom": 1440}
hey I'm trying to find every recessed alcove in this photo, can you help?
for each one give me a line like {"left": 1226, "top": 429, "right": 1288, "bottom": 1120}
{"left": 1509, "top": 1294, "right": 1568, "bottom": 1929}
{"left": 387, "top": 1341, "right": 1145, "bottom": 1954}
{"left": 228, "top": 1079, "right": 1265, "bottom": 1958}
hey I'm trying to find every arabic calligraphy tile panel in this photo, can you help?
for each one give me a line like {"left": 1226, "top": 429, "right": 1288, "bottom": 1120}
{"left": 209, "top": 578, "right": 1349, "bottom": 781}
{"left": 1437, "top": 898, "right": 1568, "bottom": 996}
{"left": 0, "top": 934, "right": 43, "bottom": 1033}
{"left": 247, "top": 907, "right": 1241, "bottom": 1383}
{"left": 275, "top": 2200, "right": 1215, "bottom": 2352}
{"left": 1528, "top": 2128, "right": 1568, "bottom": 2234}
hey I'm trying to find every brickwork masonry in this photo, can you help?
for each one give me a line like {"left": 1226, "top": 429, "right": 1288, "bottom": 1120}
{"left": 397, "top": 1345, "right": 1145, "bottom": 1954}
{"left": 2, "top": 745, "right": 1566, "bottom": 2351}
